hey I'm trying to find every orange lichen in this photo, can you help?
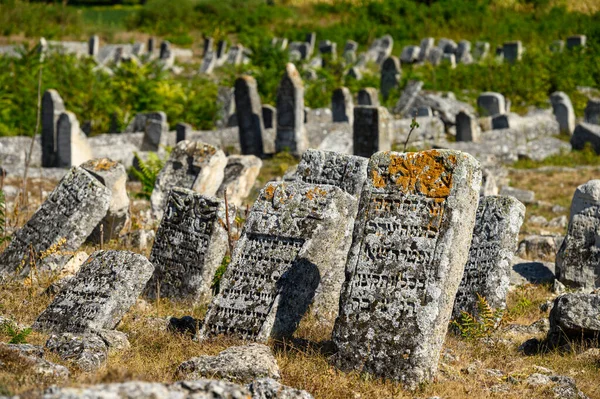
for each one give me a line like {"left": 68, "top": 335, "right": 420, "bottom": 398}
{"left": 91, "top": 158, "right": 117, "bottom": 171}
{"left": 371, "top": 170, "right": 386, "bottom": 188}
{"left": 264, "top": 184, "right": 276, "bottom": 201}
{"left": 305, "top": 187, "right": 327, "bottom": 200}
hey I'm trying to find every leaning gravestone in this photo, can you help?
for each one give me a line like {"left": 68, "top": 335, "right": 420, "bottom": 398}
{"left": 33, "top": 250, "right": 154, "bottom": 334}
{"left": 477, "top": 92, "right": 506, "bottom": 116}
{"left": 550, "top": 92, "right": 575, "bottom": 134}
{"left": 150, "top": 140, "right": 227, "bottom": 220}
{"left": 453, "top": 196, "right": 525, "bottom": 319}
{"left": 199, "top": 181, "right": 358, "bottom": 342}
{"left": 570, "top": 123, "right": 600, "bottom": 154}
{"left": 235, "top": 76, "right": 265, "bottom": 157}
{"left": 584, "top": 99, "right": 600, "bottom": 125}
{"left": 216, "top": 155, "right": 263, "bottom": 207}
{"left": 0, "top": 167, "right": 110, "bottom": 277}
{"left": 275, "top": 63, "right": 308, "bottom": 156}
{"left": 145, "top": 189, "right": 229, "bottom": 302}
{"left": 332, "top": 150, "right": 481, "bottom": 389}
{"left": 418, "top": 38, "right": 434, "bottom": 62}
{"left": 353, "top": 106, "right": 392, "bottom": 158}
{"left": 141, "top": 119, "right": 168, "bottom": 152}
{"left": 393, "top": 80, "right": 423, "bottom": 116}
{"left": 290, "top": 149, "right": 369, "bottom": 198}
{"left": 556, "top": 180, "right": 600, "bottom": 290}
{"left": 380, "top": 56, "right": 401, "bottom": 101}
{"left": 56, "top": 111, "right": 94, "bottom": 167}
{"left": 331, "top": 87, "right": 354, "bottom": 124}
{"left": 42, "top": 89, "right": 66, "bottom": 167}
{"left": 357, "top": 88, "right": 380, "bottom": 107}
{"left": 456, "top": 111, "right": 480, "bottom": 142}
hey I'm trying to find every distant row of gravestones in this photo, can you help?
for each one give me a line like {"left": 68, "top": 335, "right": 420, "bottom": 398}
{"left": 1, "top": 142, "right": 533, "bottom": 388}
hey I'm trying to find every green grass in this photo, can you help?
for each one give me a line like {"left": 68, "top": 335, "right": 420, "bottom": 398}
{"left": 79, "top": 6, "right": 140, "bottom": 31}
{"left": 512, "top": 144, "right": 600, "bottom": 169}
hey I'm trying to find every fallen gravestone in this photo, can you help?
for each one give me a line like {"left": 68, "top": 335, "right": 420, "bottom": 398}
{"left": 216, "top": 155, "right": 262, "bottom": 207}
{"left": 33, "top": 250, "right": 154, "bottom": 333}
{"left": 145, "top": 188, "right": 229, "bottom": 302}
{"left": 546, "top": 293, "right": 600, "bottom": 349}
{"left": 42, "top": 89, "right": 66, "bottom": 167}
{"left": 199, "top": 181, "right": 357, "bottom": 342}
{"left": 331, "top": 87, "right": 354, "bottom": 124}
{"left": 453, "top": 196, "right": 525, "bottom": 319}
{"left": 556, "top": 180, "right": 600, "bottom": 290}
{"left": 353, "top": 106, "right": 392, "bottom": 158}
{"left": 235, "top": 76, "right": 265, "bottom": 157}
{"left": 275, "top": 63, "right": 308, "bottom": 156}
{"left": 0, "top": 167, "right": 110, "bottom": 277}
{"left": 332, "top": 149, "right": 481, "bottom": 389}
{"left": 150, "top": 140, "right": 227, "bottom": 220}
{"left": 290, "top": 149, "right": 369, "bottom": 198}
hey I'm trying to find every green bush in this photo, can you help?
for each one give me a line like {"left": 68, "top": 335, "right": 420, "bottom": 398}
{"left": 0, "top": 0, "right": 83, "bottom": 38}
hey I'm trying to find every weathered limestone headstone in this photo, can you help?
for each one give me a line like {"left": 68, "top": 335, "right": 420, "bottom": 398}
{"left": 88, "top": 35, "right": 99, "bottom": 57}
{"left": 216, "top": 155, "right": 263, "bottom": 207}
{"left": 200, "top": 50, "right": 216, "bottom": 74}
{"left": 571, "top": 122, "right": 600, "bottom": 154}
{"left": 56, "top": 111, "right": 94, "bottom": 168}
{"left": 125, "top": 111, "right": 166, "bottom": 133}
{"left": 473, "top": 41, "right": 490, "bottom": 61}
{"left": 418, "top": 38, "right": 434, "bottom": 62}
{"left": 357, "top": 88, "right": 380, "bottom": 107}
{"left": 566, "top": 35, "right": 586, "bottom": 49}
{"left": 275, "top": 63, "right": 308, "bottom": 156}
{"left": 550, "top": 92, "right": 575, "bottom": 134}
{"left": 216, "top": 40, "right": 228, "bottom": 64}
{"left": 332, "top": 150, "right": 482, "bottom": 389}
{"left": 456, "top": 111, "right": 480, "bottom": 142}
{"left": 82, "top": 159, "right": 130, "bottom": 243}
{"left": 380, "top": 56, "right": 401, "bottom": 101}
{"left": 491, "top": 114, "right": 510, "bottom": 130}
{"left": 353, "top": 106, "right": 392, "bottom": 158}
{"left": 159, "top": 41, "right": 171, "bottom": 60}
{"left": 291, "top": 149, "right": 368, "bottom": 198}
{"left": 144, "top": 189, "right": 229, "bottom": 302}
{"left": 331, "top": 87, "right": 354, "bottom": 124}
{"left": 456, "top": 40, "right": 473, "bottom": 64}
{"left": 477, "top": 92, "right": 506, "bottom": 116}
{"left": 503, "top": 41, "right": 522, "bottom": 63}
{"left": 438, "top": 38, "right": 457, "bottom": 54}
{"left": 150, "top": 140, "right": 227, "bottom": 220}
{"left": 343, "top": 40, "right": 358, "bottom": 64}
{"left": 556, "top": 180, "right": 600, "bottom": 290}
{"left": 176, "top": 122, "right": 192, "bottom": 143}
{"left": 427, "top": 47, "right": 443, "bottom": 66}
{"left": 203, "top": 37, "right": 214, "bottom": 55}
{"left": 584, "top": 99, "right": 600, "bottom": 125}
{"left": 305, "top": 32, "right": 316, "bottom": 57}
{"left": 33, "top": 251, "right": 153, "bottom": 334}
{"left": 235, "top": 76, "right": 265, "bottom": 157}
{"left": 0, "top": 167, "right": 110, "bottom": 277}
{"left": 393, "top": 80, "right": 423, "bottom": 116}
{"left": 42, "top": 89, "right": 66, "bottom": 167}
{"left": 319, "top": 40, "right": 337, "bottom": 66}
{"left": 141, "top": 119, "right": 168, "bottom": 152}
{"left": 453, "top": 196, "right": 525, "bottom": 319}
{"left": 400, "top": 46, "right": 420, "bottom": 64}
{"left": 262, "top": 105, "right": 276, "bottom": 129}
{"left": 198, "top": 181, "right": 357, "bottom": 342}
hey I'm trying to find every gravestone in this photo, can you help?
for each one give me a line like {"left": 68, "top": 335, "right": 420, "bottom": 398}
{"left": 200, "top": 51, "right": 216, "bottom": 74}
{"left": 393, "top": 80, "right": 424, "bottom": 116}
{"left": 159, "top": 41, "right": 172, "bottom": 60}
{"left": 357, "top": 88, "right": 380, "bottom": 107}
{"left": 380, "top": 56, "right": 401, "bottom": 100}
{"left": 216, "top": 87, "right": 236, "bottom": 128}
{"left": 42, "top": 89, "right": 66, "bottom": 167}
{"left": 456, "top": 111, "right": 480, "bottom": 142}
{"left": 473, "top": 41, "right": 490, "bottom": 61}
{"left": 503, "top": 41, "right": 522, "bottom": 63}
{"left": 584, "top": 99, "right": 600, "bottom": 125}
{"left": 81, "top": 159, "right": 130, "bottom": 243}
{"left": 438, "top": 38, "right": 457, "bottom": 54}
{"left": 262, "top": 105, "right": 276, "bottom": 129}
{"left": 216, "top": 155, "right": 263, "bottom": 207}
{"left": 216, "top": 40, "right": 228, "bottom": 63}
{"left": 353, "top": 106, "right": 392, "bottom": 158}
{"left": 150, "top": 140, "right": 227, "bottom": 221}
{"left": 418, "top": 38, "right": 434, "bottom": 62}
{"left": 203, "top": 37, "right": 214, "bottom": 55}
{"left": 556, "top": 180, "right": 600, "bottom": 290}
{"left": 550, "top": 92, "right": 575, "bottom": 134}
{"left": 332, "top": 149, "right": 482, "bottom": 389}
{"left": 147, "top": 37, "right": 155, "bottom": 54}
{"left": 291, "top": 149, "right": 369, "bottom": 198}
{"left": 571, "top": 123, "right": 600, "bottom": 154}
{"left": 550, "top": 40, "right": 564, "bottom": 53}
{"left": 331, "top": 87, "right": 354, "bottom": 124}
{"left": 346, "top": 67, "right": 362, "bottom": 81}
{"left": 376, "top": 35, "right": 394, "bottom": 64}
{"left": 477, "top": 92, "right": 506, "bottom": 116}
{"left": 427, "top": 47, "right": 443, "bottom": 66}
{"left": 453, "top": 196, "right": 525, "bottom": 319}
{"left": 176, "top": 122, "right": 192, "bottom": 143}
{"left": 566, "top": 35, "right": 586, "bottom": 49}
{"left": 343, "top": 40, "right": 358, "bottom": 63}
{"left": 0, "top": 167, "right": 110, "bottom": 277}
{"left": 275, "top": 63, "right": 308, "bottom": 156}
{"left": 227, "top": 45, "right": 244, "bottom": 66}
{"left": 319, "top": 41, "right": 337, "bottom": 67}
{"left": 145, "top": 189, "right": 229, "bottom": 302}
{"left": 235, "top": 76, "right": 265, "bottom": 157}
{"left": 56, "top": 111, "right": 94, "bottom": 168}
{"left": 199, "top": 181, "right": 357, "bottom": 341}
{"left": 33, "top": 250, "right": 154, "bottom": 334}
{"left": 414, "top": 107, "right": 433, "bottom": 117}
{"left": 400, "top": 46, "right": 420, "bottom": 64}
{"left": 305, "top": 32, "right": 316, "bottom": 57}
{"left": 456, "top": 40, "right": 473, "bottom": 64}
{"left": 491, "top": 114, "right": 510, "bottom": 130}
{"left": 125, "top": 111, "right": 167, "bottom": 133}
{"left": 141, "top": 119, "right": 168, "bottom": 152}
{"left": 88, "top": 35, "right": 99, "bottom": 57}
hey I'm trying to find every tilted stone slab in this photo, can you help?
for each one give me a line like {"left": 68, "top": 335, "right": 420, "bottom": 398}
{"left": 291, "top": 149, "right": 369, "bottom": 198}
{"left": 199, "top": 181, "right": 357, "bottom": 342}
{"left": 332, "top": 150, "right": 481, "bottom": 388}
{"left": 33, "top": 250, "right": 154, "bottom": 334}
{"left": 56, "top": 111, "right": 93, "bottom": 167}
{"left": 556, "top": 180, "right": 600, "bottom": 289}
{"left": 235, "top": 76, "right": 265, "bottom": 157}
{"left": 453, "top": 196, "right": 525, "bottom": 319}
{"left": 145, "top": 188, "right": 229, "bottom": 302}
{"left": 275, "top": 63, "right": 308, "bottom": 156}
{"left": 571, "top": 122, "right": 600, "bottom": 154}
{"left": 0, "top": 167, "right": 110, "bottom": 277}
{"left": 41, "top": 89, "right": 66, "bottom": 167}
{"left": 216, "top": 155, "right": 263, "bottom": 207}
{"left": 150, "top": 140, "right": 227, "bottom": 220}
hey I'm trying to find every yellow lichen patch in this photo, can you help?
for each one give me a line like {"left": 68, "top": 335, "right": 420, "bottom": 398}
{"left": 92, "top": 158, "right": 118, "bottom": 171}
{"left": 371, "top": 170, "right": 386, "bottom": 188}
{"left": 387, "top": 151, "right": 456, "bottom": 198}
{"left": 305, "top": 187, "right": 328, "bottom": 200}
{"left": 264, "top": 184, "right": 276, "bottom": 201}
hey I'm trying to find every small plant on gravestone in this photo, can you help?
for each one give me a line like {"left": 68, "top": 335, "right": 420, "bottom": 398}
{"left": 130, "top": 152, "right": 167, "bottom": 199}
{"left": 403, "top": 114, "right": 420, "bottom": 152}
{"left": 451, "top": 294, "right": 504, "bottom": 340}
{"left": 211, "top": 255, "right": 230, "bottom": 295}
